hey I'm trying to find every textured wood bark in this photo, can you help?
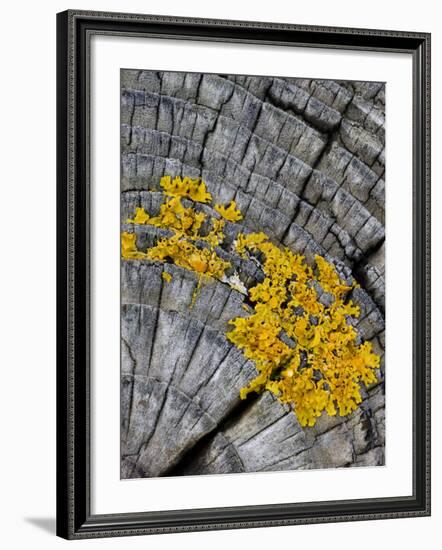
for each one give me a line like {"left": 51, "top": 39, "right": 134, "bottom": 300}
{"left": 120, "top": 70, "right": 385, "bottom": 478}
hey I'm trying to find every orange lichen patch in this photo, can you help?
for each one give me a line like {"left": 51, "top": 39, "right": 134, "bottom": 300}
{"left": 227, "top": 232, "right": 380, "bottom": 427}
{"left": 160, "top": 175, "right": 212, "bottom": 204}
{"left": 214, "top": 200, "right": 243, "bottom": 222}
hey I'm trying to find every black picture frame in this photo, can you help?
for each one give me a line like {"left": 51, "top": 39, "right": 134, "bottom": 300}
{"left": 56, "top": 9, "right": 431, "bottom": 540}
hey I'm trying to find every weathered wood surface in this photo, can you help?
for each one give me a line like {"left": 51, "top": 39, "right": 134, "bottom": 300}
{"left": 120, "top": 70, "right": 385, "bottom": 478}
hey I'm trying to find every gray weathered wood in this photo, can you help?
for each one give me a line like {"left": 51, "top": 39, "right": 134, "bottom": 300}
{"left": 120, "top": 70, "right": 385, "bottom": 478}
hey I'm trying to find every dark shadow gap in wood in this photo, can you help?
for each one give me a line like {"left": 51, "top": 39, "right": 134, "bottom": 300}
{"left": 160, "top": 392, "right": 261, "bottom": 477}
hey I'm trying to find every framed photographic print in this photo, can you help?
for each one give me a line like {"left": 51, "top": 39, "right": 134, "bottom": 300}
{"left": 56, "top": 10, "right": 431, "bottom": 539}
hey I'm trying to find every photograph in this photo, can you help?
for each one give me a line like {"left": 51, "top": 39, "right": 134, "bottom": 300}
{"left": 120, "top": 69, "right": 386, "bottom": 479}
{"left": 0, "top": 1, "right": 436, "bottom": 546}
{"left": 55, "top": 4, "right": 432, "bottom": 541}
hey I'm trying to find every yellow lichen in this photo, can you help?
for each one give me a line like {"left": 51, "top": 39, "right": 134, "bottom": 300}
{"left": 214, "top": 200, "right": 243, "bottom": 222}
{"left": 191, "top": 275, "right": 204, "bottom": 308}
{"left": 160, "top": 175, "right": 212, "bottom": 204}
{"left": 227, "top": 232, "right": 380, "bottom": 427}
{"left": 123, "top": 177, "right": 231, "bottom": 287}
{"left": 126, "top": 197, "right": 206, "bottom": 237}
{"left": 126, "top": 207, "right": 151, "bottom": 225}
{"left": 121, "top": 176, "right": 380, "bottom": 428}
{"left": 121, "top": 231, "right": 148, "bottom": 260}
{"left": 161, "top": 271, "right": 172, "bottom": 283}
{"left": 202, "top": 218, "right": 225, "bottom": 246}
{"left": 146, "top": 234, "right": 230, "bottom": 279}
